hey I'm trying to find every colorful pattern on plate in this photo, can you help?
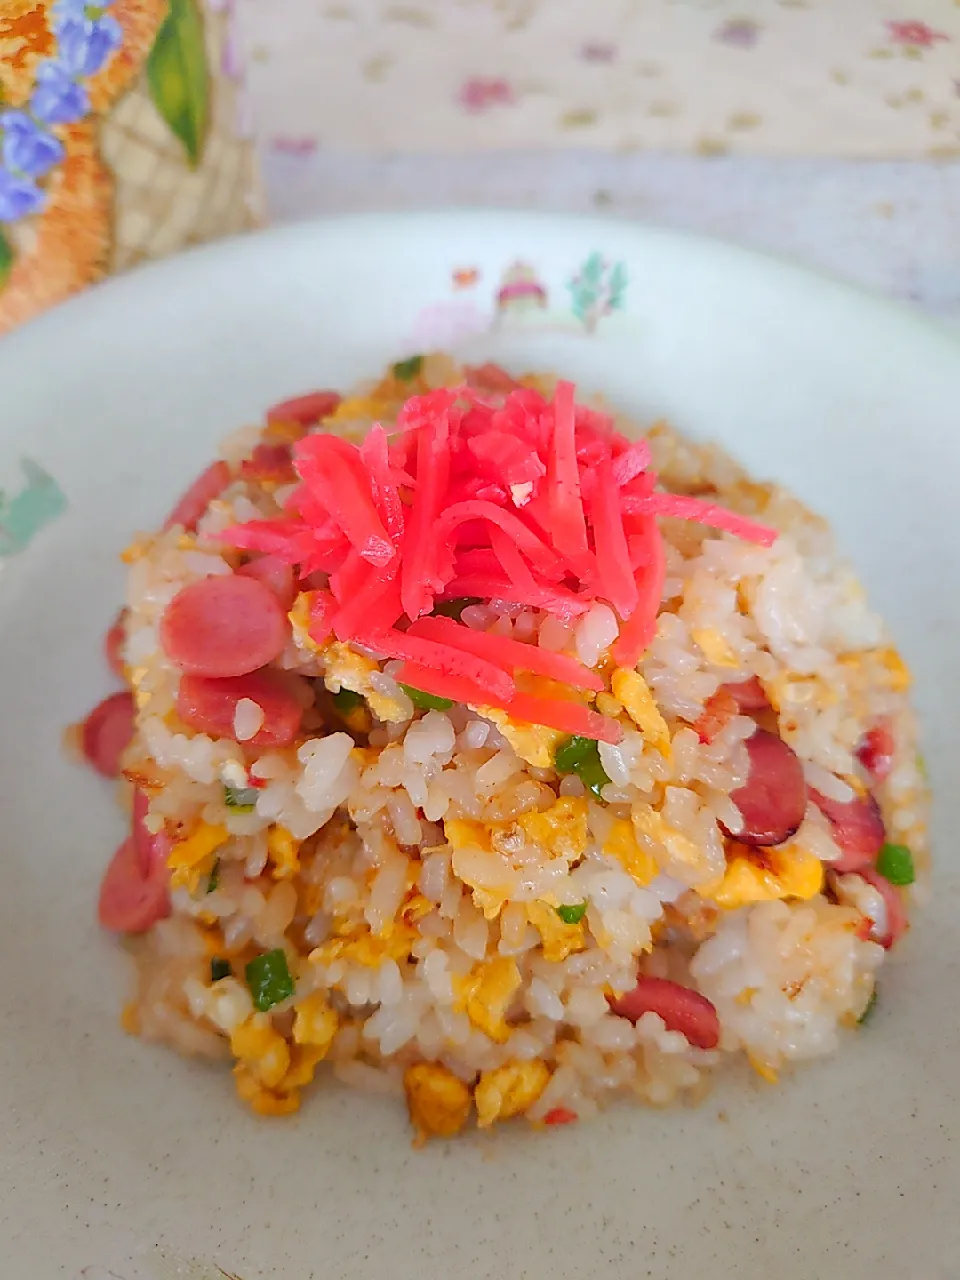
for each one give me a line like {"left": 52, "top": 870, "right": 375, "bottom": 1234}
{"left": 0, "top": 459, "right": 66, "bottom": 558}
{"left": 409, "top": 252, "right": 630, "bottom": 348}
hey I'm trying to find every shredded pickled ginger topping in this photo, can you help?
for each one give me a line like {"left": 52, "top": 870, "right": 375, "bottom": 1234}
{"left": 225, "top": 379, "right": 777, "bottom": 741}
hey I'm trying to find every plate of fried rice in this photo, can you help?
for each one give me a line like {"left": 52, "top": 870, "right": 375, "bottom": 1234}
{"left": 1, "top": 212, "right": 958, "bottom": 1278}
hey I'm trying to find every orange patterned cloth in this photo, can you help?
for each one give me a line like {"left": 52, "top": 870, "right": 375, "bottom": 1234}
{"left": 0, "top": 0, "right": 259, "bottom": 334}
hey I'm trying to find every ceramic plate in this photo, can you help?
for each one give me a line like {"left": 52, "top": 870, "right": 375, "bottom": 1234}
{"left": 2, "top": 213, "right": 958, "bottom": 1280}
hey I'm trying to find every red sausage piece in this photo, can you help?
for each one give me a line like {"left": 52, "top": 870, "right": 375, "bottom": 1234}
{"left": 160, "top": 575, "right": 289, "bottom": 677}
{"left": 98, "top": 836, "right": 171, "bottom": 933}
{"left": 857, "top": 867, "right": 908, "bottom": 950}
{"left": 724, "top": 676, "right": 770, "bottom": 713}
{"left": 608, "top": 976, "right": 721, "bottom": 1050}
{"left": 811, "top": 789, "right": 885, "bottom": 873}
{"left": 177, "top": 669, "right": 305, "bottom": 747}
{"left": 238, "top": 554, "right": 297, "bottom": 610}
{"left": 855, "top": 721, "right": 895, "bottom": 785}
{"left": 723, "top": 729, "right": 807, "bottom": 847}
{"left": 266, "top": 390, "right": 341, "bottom": 427}
{"left": 163, "top": 460, "right": 231, "bottom": 533}
{"left": 82, "top": 692, "right": 136, "bottom": 778}
{"left": 105, "top": 610, "right": 128, "bottom": 679}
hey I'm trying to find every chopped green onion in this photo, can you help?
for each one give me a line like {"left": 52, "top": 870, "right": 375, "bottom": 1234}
{"left": 392, "top": 354, "right": 423, "bottom": 382}
{"left": 556, "top": 902, "right": 588, "bottom": 925}
{"left": 245, "top": 949, "right": 295, "bottom": 1012}
{"left": 399, "top": 682, "right": 454, "bottom": 712}
{"left": 857, "top": 988, "right": 878, "bottom": 1025}
{"left": 206, "top": 857, "right": 221, "bottom": 894}
{"left": 916, "top": 752, "right": 927, "bottom": 781}
{"left": 555, "top": 734, "right": 611, "bottom": 800}
{"left": 333, "top": 687, "right": 364, "bottom": 713}
{"left": 876, "top": 843, "right": 915, "bottom": 886}
{"left": 210, "top": 957, "right": 231, "bottom": 983}
{"left": 224, "top": 784, "right": 258, "bottom": 812}
{"left": 433, "top": 597, "right": 483, "bottom": 620}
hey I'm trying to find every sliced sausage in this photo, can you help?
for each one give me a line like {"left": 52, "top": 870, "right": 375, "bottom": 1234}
{"left": 81, "top": 692, "right": 136, "bottom": 778}
{"left": 98, "top": 836, "right": 171, "bottom": 934}
{"left": 725, "top": 676, "right": 770, "bottom": 713}
{"left": 811, "top": 789, "right": 884, "bottom": 873}
{"left": 163, "top": 460, "right": 231, "bottom": 532}
{"left": 464, "top": 363, "right": 521, "bottom": 394}
{"left": 855, "top": 721, "right": 895, "bottom": 785}
{"left": 160, "top": 574, "right": 289, "bottom": 678}
{"left": 177, "top": 669, "right": 305, "bottom": 747}
{"left": 241, "top": 442, "right": 297, "bottom": 485}
{"left": 608, "top": 976, "right": 721, "bottom": 1050}
{"left": 723, "top": 729, "right": 807, "bottom": 847}
{"left": 266, "top": 389, "right": 341, "bottom": 427}
{"left": 694, "top": 676, "right": 770, "bottom": 743}
{"left": 857, "top": 867, "right": 908, "bottom": 950}
{"left": 238, "top": 554, "right": 297, "bottom": 610}
{"left": 104, "top": 610, "right": 127, "bottom": 679}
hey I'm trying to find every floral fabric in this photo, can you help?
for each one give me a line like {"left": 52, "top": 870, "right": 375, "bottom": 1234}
{"left": 0, "top": 0, "right": 259, "bottom": 334}
{"left": 236, "top": 0, "right": 960, "bottom": 159}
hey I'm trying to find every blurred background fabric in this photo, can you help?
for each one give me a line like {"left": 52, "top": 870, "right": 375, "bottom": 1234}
{"left": 0, "top": 0, "right": 259, "bottom": 334}
{"left": 234, "top": 0, "right": 960, "bottom": 327}
{"left": 2, "top": 0, "right": 959, "bottom": 331}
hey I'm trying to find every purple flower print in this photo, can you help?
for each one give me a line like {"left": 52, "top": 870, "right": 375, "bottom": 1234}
{"left": 0, "top": 170, "right": 45, "bottom": 224}
{"left": 2, "top": 112, "right": 65, "bottom": 179}
{"left": 30, "top": 62, "right": 90, "bottom": 126}
{"left": 715, "top": 19, "right": 761, "bottom": 49}
{"left": 457, "top": 78, "right": 515, "bottom": 113}
{"left": 580, "top": 42, "right": 617, "bottom": 63}
{"left": 55, "top": 13, "right": 123, "bottom": 79}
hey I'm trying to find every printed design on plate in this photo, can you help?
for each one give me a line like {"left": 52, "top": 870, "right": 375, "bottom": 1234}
{"left": 0, "top": 458, "right": 67, "bottom": 557}
{"left": 409, "top": 252, "right": 630, "bottom": 348}
{"left": 0, "top": 0, "right": 250, "bottom": 334}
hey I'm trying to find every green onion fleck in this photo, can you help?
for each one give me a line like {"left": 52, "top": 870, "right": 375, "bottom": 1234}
{"left": 206, "top": 857, "right": 221, "bottom": 894}
{"left": 433, "top": 597, "right": 483, "bottom": 620}
{"left": 392, "top": 354, "right": 423, "bottom": 382}
{"left": 210, "top": 957, "right": 231, "bottom": 983}
{"left": 245, "top": 949, "right": 295, "bottom": 1012}
{"left": 916, "top": 752, "right": 928, "bottom": 781}
{"left": 555, "top": 735, "right": 611, "bottom": 800}
{"left": 333, "top": 687, "right": 364, "bottom": 713}
{"left": 224, "top": 784, "right": 258, "bottom": 812}
{"left": 399, "top": 683, "right": 454, "bottom": 712}
{"left": 876, "top": 843, "right": 915, "bottom": 886}
{"left": 858, "top": 988, "right": 878, "bottom": 1025}
{"left": 556, "top": 902, "right": 588, "bottom": 925}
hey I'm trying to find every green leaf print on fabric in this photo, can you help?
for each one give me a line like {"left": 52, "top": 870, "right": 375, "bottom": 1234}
{"left": 0, "top": 460, "right": 67, "bottom": 558}
{"left": 147, "top": 0, "right": 211, "bottom": 168}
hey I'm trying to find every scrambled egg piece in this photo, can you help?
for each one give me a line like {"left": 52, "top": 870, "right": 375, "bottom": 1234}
{"left": 444, "top": 819, "right": 491, "bottom": 853}
{"left": 293, "top": 991, "right": 339, "bottom": 1052}
{"left": 455, "top": 956, "right": 522, "bottom": 1043}
{"left": 404, "top": 1063, "right": 472, "bottom": 1141}
{"left": 525, "top": 901, "right": 586, "bottom": 962}
{"left": 632, "top": 805, "right": 701, "bottom": 870}
{"left": 877, "top": 646, "right": 911, "bottom": 693}
{"left": 233, "top": 1064, "right": 300, "bottom": 1117}
{"left": 282, "top": 1044, "right": 328, "bottom": 1090}
{"left": 604, "top": 817, "right": 658, "bottom": 887}
{"left": 327, "top": 394, "right": 385, "bottom": 425}
{"left": 595, "top": 691, "right": 622, "bottom": 719}
{"left": 478, "top": 707, "right": 565, "bottom": 768}
{"left": 746, "top": 1050, "right": 779, "bottom": 1085}
{"left": 231, "top": 1014, "right": 291, "bottom": 1089}
{"left": 310, "top": 922, "right": 418, "bottom": 968}
{"left": 324, "top": 639, "right": 409, "bottom": 723}
{"left": 267, "top": 825, "right": 300, "bottom": 879}
{"left": 702, "top": 843, "right": 824, "bottom": 909}
{"left": 475, "top": 1060, "right": 550, "bottom": 1129}
{"left": 288, "top": 592, "right": 324, "bottom": 655}
{"left": 612, "top": 669, "right": 672, "bottom": 758}
{"left": 691, "top": 627, "right": 739, "bottom": 669}
{"left": 167, "top": 822, "right": 229, "bottom": 892}
{"left": 517, "top": 797, "right": 590, "bottom": 861}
